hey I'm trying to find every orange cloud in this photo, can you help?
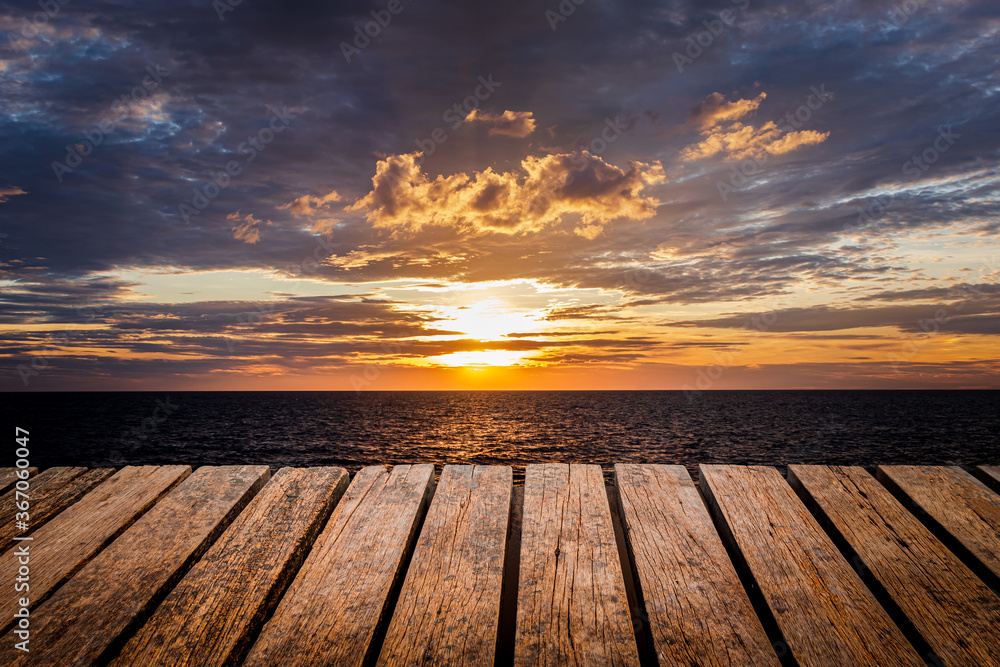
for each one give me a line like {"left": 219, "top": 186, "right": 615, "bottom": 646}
{"left": 278, "top": 190, "right": 342, "bottom": 217}
{"left": 227, "top": 211, "right": 271, "bottom": 244}
{"left": 691, "top": 92, "right": 767, "bottom": 129}
{"left": 465, "top": 109, "right": 537, "bottom": 137}
{"left": 0, "top": 185, "right": 27, "bottom": 203}
{"left": 682, "top": 92, "right": 829, "bottom": 161}
{"left": 278, "top": 190, "right": 342, "bottom": 234}
{"left": 347, "top": 151, "right": 665, "bottom": 237}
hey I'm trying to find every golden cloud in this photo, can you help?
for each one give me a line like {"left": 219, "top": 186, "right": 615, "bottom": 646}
{"left": 465, "top": 109, "right": 537, "bottom": 137}
{"left": 278, "top": 190, "right": 342, "bottom": 217}
{"left": 691, "top": 92, "right": 767, "bottom": 129}
{"left": 0, "top": 185, "right": 27, "bottom": 203}
{"left": 347, "top": 151, "right": 665, "bottom": 237}
{"left": 227, "top": 211, "right": 271, "bottom": 244}
{"left": 682, "top": 92, "right": 829, "bottom": 161}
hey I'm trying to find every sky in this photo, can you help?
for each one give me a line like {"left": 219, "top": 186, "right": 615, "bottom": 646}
{"left": 1, "top": 0, "right": 999, "bottom": 391}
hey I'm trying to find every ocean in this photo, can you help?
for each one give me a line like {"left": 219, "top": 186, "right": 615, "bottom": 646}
{"left": 8, "top": 390, "right": 998, "bottom": 480}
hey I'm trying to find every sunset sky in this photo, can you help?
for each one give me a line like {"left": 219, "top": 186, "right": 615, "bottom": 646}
{"left": 2, "top": 0, "right": 999, "bottom": 390}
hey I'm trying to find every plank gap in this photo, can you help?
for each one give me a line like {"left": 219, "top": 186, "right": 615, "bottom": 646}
{"left": 231, "top": 470, "right": 351, "bottom": 664}
{"left": 95, "top": 468, "right": 270, "bottom": 666}
{"left": 606, "top": 482, "right": 658, "bottom": 667}
{"left": 697, "top": 470, "right": 798, "bottom": 667}
{"left": 495, "top": 484, "right": 523, "bottom": 667}
{"left": 361, "top": 468, "right": 437, "bottom": 667}
{"left": 786, "top": 468, "right": 938, "bottom": 664}
{"left": 877, "top": 467, "right": 1000, "bottom": 593}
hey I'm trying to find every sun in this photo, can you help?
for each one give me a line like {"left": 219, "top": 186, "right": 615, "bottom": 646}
{"left": 417, "top": 297, "right": 545, "bottom": 367}
{"left": 442, "top": 298, "right": 542, "bottom": 341}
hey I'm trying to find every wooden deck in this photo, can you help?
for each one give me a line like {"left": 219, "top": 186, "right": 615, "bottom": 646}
{"left": 2, "top": 463, "right": 999, "bottom": 666}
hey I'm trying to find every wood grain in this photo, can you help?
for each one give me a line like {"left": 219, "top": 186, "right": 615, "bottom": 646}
{"left": 377, "top": 465, "right": 512, "bottom": 667}
{"left": 615, "top": 464, "right": 779, "bottom": 666}
{"left": 0, "top": 467, "right": 115, "bottom": 554}
{"left": 878, "top": 465, "right": 1000, "bottom": 583}
{"left": 976, "top": 465, "right": 1000, "bottom": 494}
{"left": 0, "top": 468, "right": 37, "bottom": 494}
{"left": 700, "top": 464, "right": 923, "bottom": 667}
{"left": 243, "top": 464, "right": 436, "bottom": 667}
{"left": 0, "top": 465, "right": 190, "bottom": 633}
{"left": 514, "top": 463, "right": 640, "bottom": 667}
{"left": 790, "top": 465, "right": 1000, "bottom": 666}
{"left": 1, "top": 465, "right": 270, "bottom": 667}
{"left": 110, "top": 466, "right": 350, "bottom": 667}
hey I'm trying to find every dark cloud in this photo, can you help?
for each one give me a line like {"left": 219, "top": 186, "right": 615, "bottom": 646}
{"left": 2, "top": 0, "right": 999, "bottom": 387}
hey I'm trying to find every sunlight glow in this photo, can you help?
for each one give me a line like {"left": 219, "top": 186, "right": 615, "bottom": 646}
{"left": 438, "top": 298, "right": 543, "bottom": 341}
{"left": 422, "top": 350, "right": 535, "bottom": 367}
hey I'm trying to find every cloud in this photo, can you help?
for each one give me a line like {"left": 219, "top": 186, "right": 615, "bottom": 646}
{"left": 227, "top": 212, "right": 271, "bottom": 244}
{"left": 668, "top": 294, "right": 1000, "bottom": 333}
{"left": 278, "top": 190, "right": 342, "bottom": 217}
{"left": 690, "top": 92, "right": 766, "bottom": 129}
{"left": 465, "top": 109, "right": 537, "bottom": 137}
{"left": 682, "top": 92, "right": 829, "bottom": 161}
{"left": 277, "top": 190, "right": 342, "bottom": 234}
{"left": 347, "top": 151, "right": 664, "bottom": 237}
{"left": 0, "top": 186, "right": 26, "bottom": 203}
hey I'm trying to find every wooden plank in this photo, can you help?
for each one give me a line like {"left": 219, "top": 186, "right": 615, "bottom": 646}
{"left": 699, "top": 464, "right": 923, "bottom": 667}
{"left": 243, "top": 464, "right": 435, "bottom": 667}
{"left": 878, "top": 465, "right": 1000, "bottom": 583}
{"left": 110, "top": 466, "right": 350, "bottom": 667}
{"left": 0, "top": 465, "right": 190, "bottom": 634}
{"left": 0, "top": 467, "right": 115, "bottom": 554}
{"left": 377, "top": 465, "right": 512, "bottom": 667}
{"left": 2, "top": 465, "right": 270, "bottom": 667}
{"left": 615, "top": 464, "right": 779, "bottom": 666}
{"left": 514, "top": 463, "right": 640, "bottom": 667}
{"left": 0, "top": 467, "right": 37, "bottom": 494}
{"left": 790, "top": 465, "right": 1000, "bottom": 666}
{"left": 976, "top": 465, "right": 1000, "bottom": 494}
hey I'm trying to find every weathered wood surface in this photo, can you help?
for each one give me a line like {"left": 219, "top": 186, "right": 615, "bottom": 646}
{"left": 0, "top": 467, "right": 37, "bottom": 494}
{"left": 378, "top": 465, "right": 512, "bottom": 667}
{"left": 0, "top": 465, "right": 190, "bottom": 633}
{"left": 790, "top": 465, "right": 1000, "bottom": 666}
{"left": 976, "top": 465, "right": 1000, "bottom": 494}
{"left": 111, "top": 467, "right": 350, "bottom": 667}
{"left": 515, "top": 463, "right": 640, "bottom": 667}
{"left": 2, "top": 465, "right": 270, "bottom": 667}
{"left": 243, "top": 464, "right": 435, "bottom": 667}
{"left": 615, "top": 464, "right": 779, "bottom": 666}
{"left": 700, "top": 464, "right": 923, "bottom": 667}
{"left": 1, "top": 462, "right": 997, "bottom": 666}
{"left": 0, "top": 467, "right": 114, "bottom": 554}
{"left": 878, "top": 465, "right": 1000, "bottom": 583}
